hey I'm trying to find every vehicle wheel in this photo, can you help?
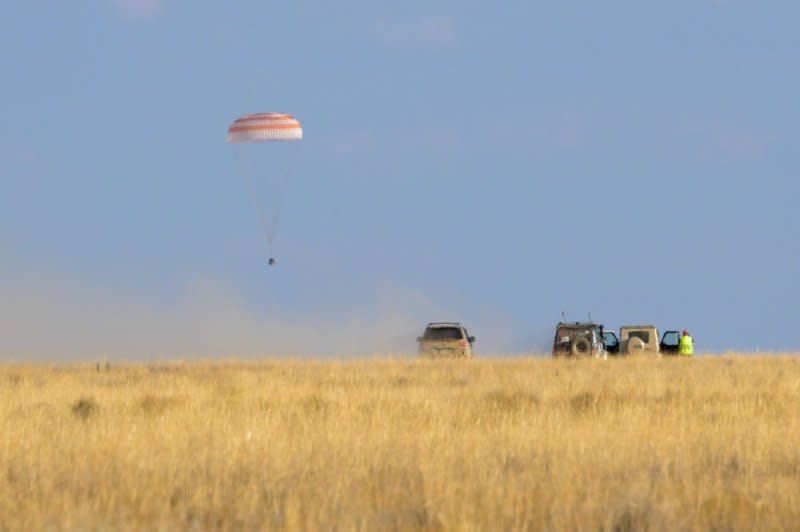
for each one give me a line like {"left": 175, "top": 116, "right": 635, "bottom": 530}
{"left": 627, "top": 337, "right": 645, "bottom": 354}
{"left": 571, "top": 338, "right": 591, "bottom": 357}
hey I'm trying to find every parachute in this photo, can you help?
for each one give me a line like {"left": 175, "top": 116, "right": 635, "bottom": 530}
{"left": 227, "top": 113, "right": 303, "bottom": 264}
{"left": 228, "top": 113, "right": 303, "bottom": 143}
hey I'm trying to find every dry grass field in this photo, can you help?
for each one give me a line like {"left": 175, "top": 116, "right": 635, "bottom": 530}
{"left": 1, "top": 355, "right": 799, "bottom": 530}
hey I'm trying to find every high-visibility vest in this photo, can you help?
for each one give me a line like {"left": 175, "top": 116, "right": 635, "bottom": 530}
{"left": 679, "top": 335, "right": 693, "bottom": 355}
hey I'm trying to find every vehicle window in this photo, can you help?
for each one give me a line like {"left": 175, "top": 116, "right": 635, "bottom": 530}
{"left": 628, "top": 331, "right": 650, "bottom": 343}
{"left": 423, "top": 327, "right": 464, "bottom": 341}
{"left": 661, "top": 331, "right": 680, "bottom": 347}
{"left": 570, "top": 330, "right": 590, "bottom": 339}
{"left": 556, "top": 328, "right": 572, "bottom": 343}
{"left": 603, "top": 332, "right": 619, "bottom": 348}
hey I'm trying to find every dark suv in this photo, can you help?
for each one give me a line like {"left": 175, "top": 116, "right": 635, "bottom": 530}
{"left": 552, "top": 322, "right": 607, "bottom": 359}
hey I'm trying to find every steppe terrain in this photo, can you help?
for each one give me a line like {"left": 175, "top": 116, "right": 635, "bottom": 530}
{"left": 1, "top": 355, "right": 798, "bottom": 530}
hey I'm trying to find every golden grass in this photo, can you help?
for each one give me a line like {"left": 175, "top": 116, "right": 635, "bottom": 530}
{"left": 1, "top": 355, "right": 799, "bottom": 530}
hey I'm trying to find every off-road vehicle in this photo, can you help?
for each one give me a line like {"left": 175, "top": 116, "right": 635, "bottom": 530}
{"left": 602, "top": 326, "right": 683, "bottom": 356}
{"left": 551, "top": 322, "right": 607, "bottom": 359}
{"left": 417, "top": 322, "right": 475, "bottom": 358}
{"left": 620, "top": 325, "right": 660, "bottom": 355}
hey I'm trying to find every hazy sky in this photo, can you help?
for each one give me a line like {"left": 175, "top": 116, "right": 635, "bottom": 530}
{"left": 2, "top": 1, "right": 799, "bottom": 358}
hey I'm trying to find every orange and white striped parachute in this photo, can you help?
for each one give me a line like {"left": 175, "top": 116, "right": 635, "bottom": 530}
{"left": 227, "top": 113, "right": 303, "bottom": 143}
{"left": 227, "top": 112, "right": 303, "bottom": 264}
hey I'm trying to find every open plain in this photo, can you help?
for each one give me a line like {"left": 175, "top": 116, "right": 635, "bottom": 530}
{"left": 1, "top": 355, "right": 799, "bottom": 530}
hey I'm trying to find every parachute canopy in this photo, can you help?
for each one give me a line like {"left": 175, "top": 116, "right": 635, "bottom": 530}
{"left": 227, "top": 111, "right": 304, "bottom": 255}
{"left": 227, "top": 113, "right": 303, "bottom": 143}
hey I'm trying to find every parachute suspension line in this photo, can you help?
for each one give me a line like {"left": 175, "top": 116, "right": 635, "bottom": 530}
{"left": 234, "top": 147, "right": 290, "bottom": 254}
{"left": 234, "top": 149, "right": 269, "bottom": 247}
{"left": 242, "top": 168, "right": 274, "bottom": 248}
{"left": 260, "top": 165, "right": 290, "bottom": 247}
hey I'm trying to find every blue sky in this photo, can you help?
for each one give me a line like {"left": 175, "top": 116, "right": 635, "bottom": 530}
{"left": 2, "top": 1, "right": 799, "bottom": 358}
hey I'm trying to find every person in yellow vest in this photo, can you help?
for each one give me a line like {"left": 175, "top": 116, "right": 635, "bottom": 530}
{"left": 679, "top": 329, "right": 694, "bottom": 356}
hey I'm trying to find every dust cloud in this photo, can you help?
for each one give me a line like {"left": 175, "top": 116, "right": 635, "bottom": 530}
{"left": 0, "top": 264, "right": 517, "bottom": 362}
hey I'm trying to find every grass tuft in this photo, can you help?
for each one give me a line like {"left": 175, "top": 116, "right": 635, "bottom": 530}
{"left": 301, "top": 394, "right": 328, "bottom": 414}
{"left": 484, "top": 390, "right": 540, "bottom": 412}
{"left": 71, "top": 397, "right": 98, "bottom": 420}
{"left": 569, "top": 391, "right": 597, "bottom": 415}
{"left": 139, "top": 394, "right": 177, "bottom": 416}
